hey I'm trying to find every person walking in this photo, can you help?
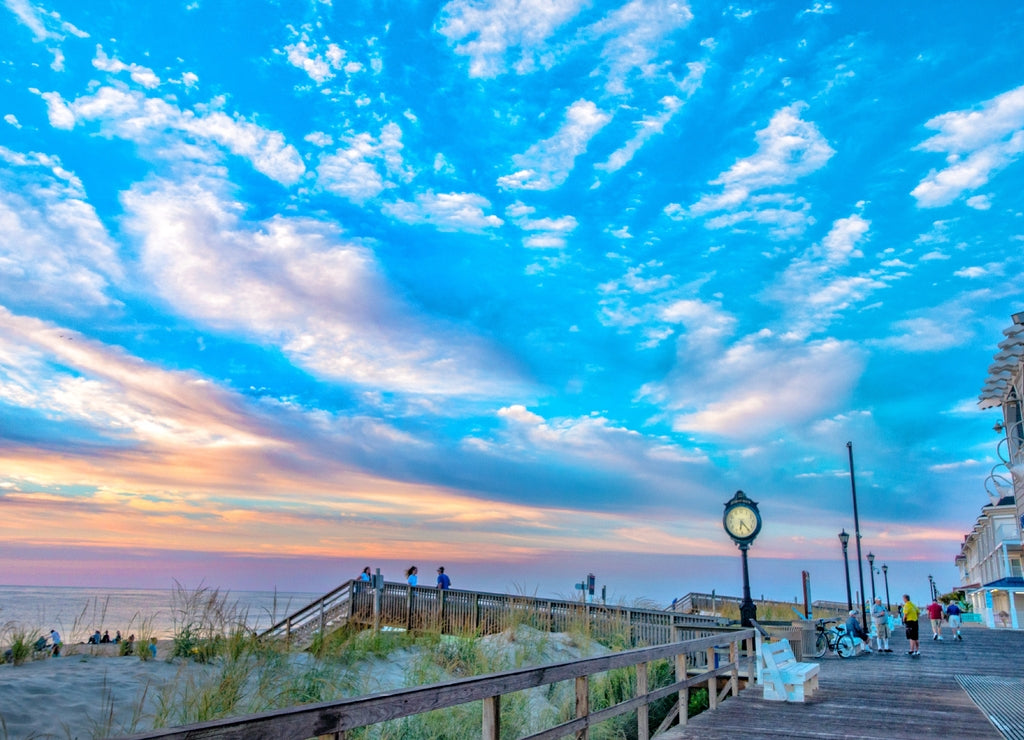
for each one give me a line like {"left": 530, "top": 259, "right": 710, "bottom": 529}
{"left": 946, "top": 601, "right": 963, "bottom": 641}
{"left": 436, "top": 566, "right": 451, "bottom": 589}
{"left": 902, "top": 594, "right": 920, "bottom": 656}
{"left": 871, "top": 597, "right": 892, "bottom": 652}
{"left": 406, "top": 565, "right": 418, "bottom": 586}
{"left": 926, "top": 598, "right": 944, "bottom": 640}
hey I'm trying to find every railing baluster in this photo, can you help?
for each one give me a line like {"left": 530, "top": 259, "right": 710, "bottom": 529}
{"left": 575, "top": 674, "right": 589, "bottom": 740}
{"left": 482, "top": 695, "right": 500, "bottom": 740}
{"left": 636, "top": 660, "right": 649, "bottom": 740}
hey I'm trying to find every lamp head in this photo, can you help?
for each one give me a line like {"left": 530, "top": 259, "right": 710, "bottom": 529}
{"left": 881, "top": 564, "right": 888, "bottom": 574}
{"left": 867, "top": 552, "right": 874, "bottom": 565}
{"left": 838, "top": 529, "right": 850, "bottom": 547}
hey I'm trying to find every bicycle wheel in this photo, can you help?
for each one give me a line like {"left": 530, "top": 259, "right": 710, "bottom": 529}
{"left": 813, "top": 633, "right": 827, "bottom": 658}
{"left": 836, "top": 635, "right": 857, "bottom": 658}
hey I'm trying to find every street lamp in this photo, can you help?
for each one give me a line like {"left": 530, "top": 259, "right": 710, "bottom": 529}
{"left": 838, "top": 529, "right": 853, "bottom": 611}
{"left": 928, "top": 574, "right": 936, "bottom": 601}
{"left": 881, "top": 564, "right": 890, "bottom": 611}
{"left": 846, "top": 442, "right": 869, "bottom": 636}
{"left": 867, "top": 552, "right": 877, "bottom": 604}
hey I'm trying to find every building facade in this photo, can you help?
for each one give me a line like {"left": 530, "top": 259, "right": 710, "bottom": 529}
{"left": 965, "top": 311, "right": 1024, "bottom": 628}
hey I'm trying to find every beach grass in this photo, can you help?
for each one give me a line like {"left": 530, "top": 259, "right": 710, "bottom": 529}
{"left": 1, "top": 587, "right": 715, "bottom": 738}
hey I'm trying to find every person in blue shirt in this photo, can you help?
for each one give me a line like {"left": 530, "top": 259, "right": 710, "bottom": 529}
{"left": 436, "top": 566, "right": 451, "bottom": 589}
{"left": 845, "top": 610, "right": 872, "bottom": 653}
{"left": 406, "top": 565, "right": 418, "bottom": 586}
{"left": 945, "top": 601, "right": 963, "bottom": 641}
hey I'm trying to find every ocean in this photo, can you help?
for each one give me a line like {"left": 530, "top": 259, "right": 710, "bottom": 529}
{"left": 0, "top": 584, "right": 321, "bottom": 641}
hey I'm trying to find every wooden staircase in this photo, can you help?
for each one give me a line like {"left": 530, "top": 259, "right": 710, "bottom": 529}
{"left": 259, "top": 580, "right": 729, "bottom": 651}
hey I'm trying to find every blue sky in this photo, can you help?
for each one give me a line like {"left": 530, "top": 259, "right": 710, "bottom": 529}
{"left": 1, "top": 0, "right": 1022, "bottom": 606}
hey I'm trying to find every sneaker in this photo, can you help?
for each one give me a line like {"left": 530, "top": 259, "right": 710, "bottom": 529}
{"left": 912, "top": 651, "right": 921, "bottom": 656}
{"left": 932, "top": 634, "right": 938, "bottom": 640}
{"left": 938, "top": 636, "right": 944, "bottom": 640}
{"left": 906, "top": 650, "right": 914, "bottom": 655}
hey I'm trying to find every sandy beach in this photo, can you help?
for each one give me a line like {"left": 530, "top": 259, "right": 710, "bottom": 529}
{"left": 0, "top": 627, "right": 606, "bottom": 739}
{"left": 0, "top": 640, "right": 189, "bottom": 739}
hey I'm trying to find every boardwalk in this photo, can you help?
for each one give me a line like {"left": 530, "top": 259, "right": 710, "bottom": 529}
{"left": 659, "top": 619, "right": 1024, "bottom": 739}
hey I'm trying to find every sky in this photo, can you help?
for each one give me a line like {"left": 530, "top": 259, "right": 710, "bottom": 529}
{"left": 1, "top": 0, "right": 1022, "bottom": 609}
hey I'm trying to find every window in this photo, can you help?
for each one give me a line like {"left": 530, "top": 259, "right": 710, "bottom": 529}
{"left": 1011, "top": 557, "right": 1023, "bottom": 578}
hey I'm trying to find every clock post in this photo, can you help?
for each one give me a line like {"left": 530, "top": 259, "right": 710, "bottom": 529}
{"left": 723, "top": 490, "right": 762, "bottom": 628}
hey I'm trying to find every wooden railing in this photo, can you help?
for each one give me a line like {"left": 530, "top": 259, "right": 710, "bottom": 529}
{"left": 261, "top": 581, "right": 729, "bottom": 649}
{"left": 118, "top": 627, "right": 755, "bottom": 740}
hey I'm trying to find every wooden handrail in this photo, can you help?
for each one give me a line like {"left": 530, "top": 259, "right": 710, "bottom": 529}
{"left": 259, "top": 580, "right": 730, "bottom": 649}
{"left": 115, "top": 628, "right": 756, "bottom": 740}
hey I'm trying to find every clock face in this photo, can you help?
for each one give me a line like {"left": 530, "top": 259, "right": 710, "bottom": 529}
{"left": 725, "top": 505, "right": 759, "bottom": 540}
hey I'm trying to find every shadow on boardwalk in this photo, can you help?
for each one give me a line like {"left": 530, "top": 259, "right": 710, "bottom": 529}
{"left": 660, "top": 619, "right": 1024, "bottom": 739}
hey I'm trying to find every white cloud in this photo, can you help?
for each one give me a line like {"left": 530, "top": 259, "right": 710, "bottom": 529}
{"left": 597, "top": 94, "right": 684, "bottom": 173}
{"left": 911, "top": 83, "right": 1024, "bottom": 207}
{"left": 5, "top": 0, "right": 87, "bottom": 69}
{"left": 438, "top": 0, "right": 586, "bottom": 77}
{"left": 761, "top": 214, "right": 887, "bottom": 338}
{"left": 92, "top": 46, "right": 161, "bottom": 89}
{"left": 305, "top": 131, "right": 334, "bottom": 147}
{"left": 3, "top": 114, "right": 20, "bottom": 128}
{"left": 642, "top": 331, "right": 864, "bottom": 440}
{"left": 506, "top": 202, "right": 578, "bottom": 248}
{"left": 678, "top": 102, "right": 833, "bottom": 237}
{"left": 122, "top": 179, "right": 521, "bottom": 397}
{"left": 474, "top": 404, "right": 707, "bottom": 467}
{"left": 965, "top": 194, "right": 992, "bottom": 210}
{"left": 497, "top": 99, "right": 611, "bottom": 191}
{"left": 37, "top": 86, "right": 305, "bottom": 185}
{"left": 316, "top": 123, "right": 410, "bottom": 203}
{"left": 283, "top": 36, "right": 347, "bottom": 84}
{"left": 587, "top": 0, "right": 694, "bottom": 95}
{"left": 383, "top": 191, "right": 504, "bottom": 232}
{"left": 0, "top": 146, "right": 121, "bottom": 313}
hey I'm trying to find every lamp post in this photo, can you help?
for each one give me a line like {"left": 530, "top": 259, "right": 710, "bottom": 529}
{"left": 846, "top": 442, "right": 869, "bottom": 638}
{"left": 867, "top": 552, "right": 877, "bottom": 604}
{"left": 928, "top": 574, "right": 936, "bottom": 601}
{"left": 881, "top": 564, "right": 890, "bottom": 611}
{"left": 839, "top": 529, "right": 853, "bottom": 611}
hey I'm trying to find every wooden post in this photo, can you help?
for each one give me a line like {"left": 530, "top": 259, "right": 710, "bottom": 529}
{"left": 575, "top": 675, "right": 589, "bottom": 740}
{"left": 474, "top": 593, "right": 480, "bottom": 633}
{"left": 730, "top": 639, "right": 738, "bottom": 696}
{"left": 406, "top": 586, "right": 413, "bottom": 631}
{"left": 482, "top": 695, "right": 500, "bottom": 740}
{"left": 706, "top": 646, "right": 717, "bottom": 710}
{"left": 637, "top": 660, "right": 649, "bottom": 740}
{"left": 676, "top": 651, "right": 688, "bottom": 726}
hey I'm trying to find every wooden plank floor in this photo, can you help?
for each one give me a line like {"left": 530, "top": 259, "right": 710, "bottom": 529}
{"left": 658, "top": 619, "right": 1024, "bottom": 739}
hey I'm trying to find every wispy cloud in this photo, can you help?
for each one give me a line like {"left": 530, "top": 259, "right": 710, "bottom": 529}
{"left": 911, "top": 83, "right": 1024, "bottom": 207}
{"left": 0, "top": 146, "right": 121, "bottom": 313}
{"left": 383, "top": 191, "right": 503, "bottom": 232}
{"left": 506, "top": 201, "right": 578, "bottom": 248}
{"left": 92, "top": 45, "right": 160, "bottom": 88}
{"left": 38, "top": 86, "right": 305, "bottom": 185}
{"left": 316, "top": 123, "right": 410, "bottom": 203}
{"left": 669, "top": 102, "right": 834, "bottom": 237}
{"left": 498, "top": 99, "right": 611, "bottom": 191}
{"left": 122, "top": 178, "right": 522, "bottom": 397}
{"left": 587, "top": 0, "right": 694, "bottom": 95}
{"left": 438, "top": 0, "right": 585, "bottom": 77}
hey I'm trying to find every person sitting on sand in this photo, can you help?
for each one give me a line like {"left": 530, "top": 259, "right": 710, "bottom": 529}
{"left": 88, "top": 630, "right": 100, "bottom": 644}
{"left": 101, "top": 630, "right": 111, "bottom": 643}
{"left": 114, "top": 630, "right": 122, "bottom": 643}
{"left": 148, "top": 637, "right": 158, "bottom": 659}
{"left": 33, "top": 636, "right": 48, "bottom": 653}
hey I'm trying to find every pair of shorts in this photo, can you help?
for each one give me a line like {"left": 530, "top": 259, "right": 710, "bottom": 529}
{"left": 948, "top": 614, "right": 961, "bottom": 629}
{"left": 905, "top": 620, "right": 919, "bottom": 640}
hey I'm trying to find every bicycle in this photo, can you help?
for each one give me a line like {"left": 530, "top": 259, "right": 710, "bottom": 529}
{"left": 812, "top": 618, "right": 857, "bottom": 658}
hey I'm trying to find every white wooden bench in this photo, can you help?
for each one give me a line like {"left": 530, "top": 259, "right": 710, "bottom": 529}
{"left": 757, "top": 637, "right": 819, "bottom": 702}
